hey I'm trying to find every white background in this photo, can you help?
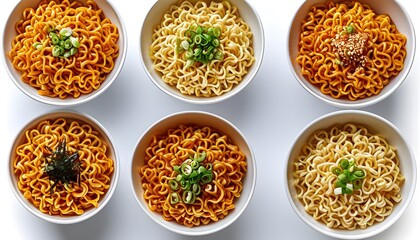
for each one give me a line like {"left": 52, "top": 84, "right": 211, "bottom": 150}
{"left": 0, "top": 0, "right": 419, "bottom": 239}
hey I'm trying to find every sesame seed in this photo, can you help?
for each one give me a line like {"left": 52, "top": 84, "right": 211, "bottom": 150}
{"left": 331, "top": 30, "right": 369, "bottom": 68}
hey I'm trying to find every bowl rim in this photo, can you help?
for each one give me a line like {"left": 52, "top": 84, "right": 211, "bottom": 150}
{"left": 286, "top": 0, "right": 416, "bottom": 109}
{"left": 139, "top": 0, "right": 265, "bottom": 105}
{"left": 130, "top": 110, "right": 257, "bottom": 235}
{"left": 1, "top": 0, "right": 128, "bottom": 106}
{"left": 284, "top": 109, "right": 417, "bottom": 239}
{"left": 8, "top": 109, "right": 120, "bottom": 224}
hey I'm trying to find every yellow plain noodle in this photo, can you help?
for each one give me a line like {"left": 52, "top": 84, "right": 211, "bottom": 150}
{"left": 150, "top": 0, "right": 255, "bottom": 97}
{"left": 296, "top": 1, "right": 406, "bottom": 100}
{"left": 139, "top": 124, "right": 247, "bottom": 227}
{"left": 293, "top": 123, "right": 404, "bottom": 229}
{"left": 9, "top": 0, "right": 119, "bottom": 99}
{"left": 13, "top": 117, "right": 114, "bottom": 216}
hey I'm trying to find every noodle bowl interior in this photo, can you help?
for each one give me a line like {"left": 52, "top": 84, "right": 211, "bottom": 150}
{"left": 139, "top": 124, "right": 247, "bottom": 227}
{"left": 293, "top": 123, "right": 404, "bottom": 230}
{"left": 296, "top": 1, "right": 407, "bottom": 100}
{"left": 13, "top": 116, "right": 115, "bottom": 216}
{"left": 149, "top": 0, "right": 255, "bottom": 97}
{"left": 8, "top": 0, "right": 120, "bottom": 99}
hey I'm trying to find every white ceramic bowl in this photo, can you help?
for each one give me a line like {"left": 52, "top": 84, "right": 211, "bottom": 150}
{"left": 287, "top": 0, "right": 415, "bottom": 108}
{"left": 140, "top": 0, "right": 264, "bottom": 104}
{"left": 2, "top": 0, "right": 127, "bottom": 106}
{"left": 8, "top": 110, "right": 120, "bottom": 224}
{"left": 131, "top": 111, "right": 256, "bottom": 235}
{"left": 285, "top": 110, "right": 416, "bottom": 239}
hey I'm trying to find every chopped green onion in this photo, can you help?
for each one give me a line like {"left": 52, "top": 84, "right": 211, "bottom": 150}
{"left": 203, "top": 46, "right": 215, "bottom": 56}
{"left": 207, "top": 27, "right": 214, "bottom": 37}
{"left": 191, "top": 160, "right": 199, "bottom": 170}
{"left": 196, "top": 26, "right": 204, "bottom": 34}
{"left": 345, "top": 24, "right": 355, "bottom": 34}
{"left": 50, "top": 33, "right": 60, "bottom": 45}
{"left": 70, "top": 47, "right": 78, "bottom": 56}
{"left": 212, "top": 38, "right": 220, "bottom": 47}
{"left": 343, "top": 169, "right": 350, "bottom": 178}
{"left": 48, "top": 28, "right": 79, "bottom": 58}
{"left": 63, "top": 39, "right": 72, "bottom": 49}
{"left": 189, "top": 170, "right": 199, "bottom": 179}
{"left": 70, "top": 48, "right": 77, "bottom": 56}
{"left": 194, "top": 35, "right": 202, "bottom": 45}
{"left": 338, "top": 173, "right": 346, "bottom": 183}
{"left": 169, "top": 151, "right": 213, "bottom": 204}
{"left": 201, "top": 34, "right": 210, "bottom": 45}
{"left": 183, "top": 190, "right": 195, "bottom": 204}
{"left": 214, "top": 51, "right": 223, "bottom": 61}
{"left": 180, "top": 180, "right": 191, "bottom": 190}
{"left": 181, "top": 164, "right": 192, "bottom": 176}
{"left": 354, "top": 170, "right": 365, "bottom": 178}
{"left": 181, "top": 40, "right": 189, "bottom": 50}
{"left": 185, "top": 50, "right": 193, "bottom": 59}
{"left": 52, "top": 46, "right": 64, "bottom": 57}
{"left": 334, "top": 187, "right": 342, "bottom": 195}
{"left": 353, "top": 179, "right": 363, "bottom": 189}
{"left": 201, "top": 173, "right": 213, "bottom": 184}
{"left": 193, "top": 48, "right": 202, "bottom": 57}
{"left": 339, "top": 159, "right": 349, "bottom": 169}
{"left": 60, "top": 27, "right": 73, "bottom": 38}
{"left": 33, "top": 42, "right": 43, "bottom": 50}
{"left": 332, "top": 158, "right": 366, "bottom": 195}
{"left": 170, "top": 192, "right": 180, "bottom": 205}
{"left": 198, "top": 166, "right": 207, "bottom": 174}
{"left": 213, "top": 27, "right": 221, "bottom": 37}
{"left": 342, "top": 188, "right": 353, "bottom": 194}
{"left": 169, "top": 180, "right": 179, "bottom": 191}
{"left": 331, "top": 167, "right": 341, "bottom": 176}
{"left": 335, "top": 180, "right": 346, "bottom": 188}
{"left": 192, "top": 183, "right": 201, "bottom": 195}
{"left": 196, "top": 152, "right": 206, "bottom": 162}
{"left": 177, "top": 24, "right": 223, "bottom": 67}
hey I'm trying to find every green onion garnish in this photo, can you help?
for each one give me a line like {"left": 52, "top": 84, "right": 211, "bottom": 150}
{"left": 48, "top": 27, "right": 80, "bottom": 58}
{"left": 70, "top": 36, "right": 80, "bottom": 48}
{"left": 170, "top": 192, "right": 180, "bottom": 204}
{"left": 169, "top": 179, "right": 179, "bottom": 191}
{"left": 50, "top": 32, "right": 60, "bottom": 45}
{"left": 332, "top": 158, "right": 366, "bottom": 195}
{"left": 63, "top": 39, "right": 72, "bottom": 50}
{"left": 43, "top": 139, "right": 81, "bottom": 194}
{"left": 177, "top": 24, "right": 224, "bottom": 67}
{"left": 341, "top": 24, "right": 356, "bottom": 35}
{"left": 33, "top": 42, "right": 43, "bottom": 50}
{"left": 70, "top": 47, "right": 78, "bottom": 56}
{"left": 60, "top": 27, "right": 73, "bottom": 38}
{"left": 182, "top": 190, "right": 195, "bottom": 204}
{"left": 52, "top": 46, "right": 64, "bottom": 57}
{"left": 169, "top": 151, "right": 213, "bottom": 205}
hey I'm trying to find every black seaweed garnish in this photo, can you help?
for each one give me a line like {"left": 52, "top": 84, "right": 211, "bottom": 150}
{"left": 43, "top": 139, "right": 81, "bottom": 194}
